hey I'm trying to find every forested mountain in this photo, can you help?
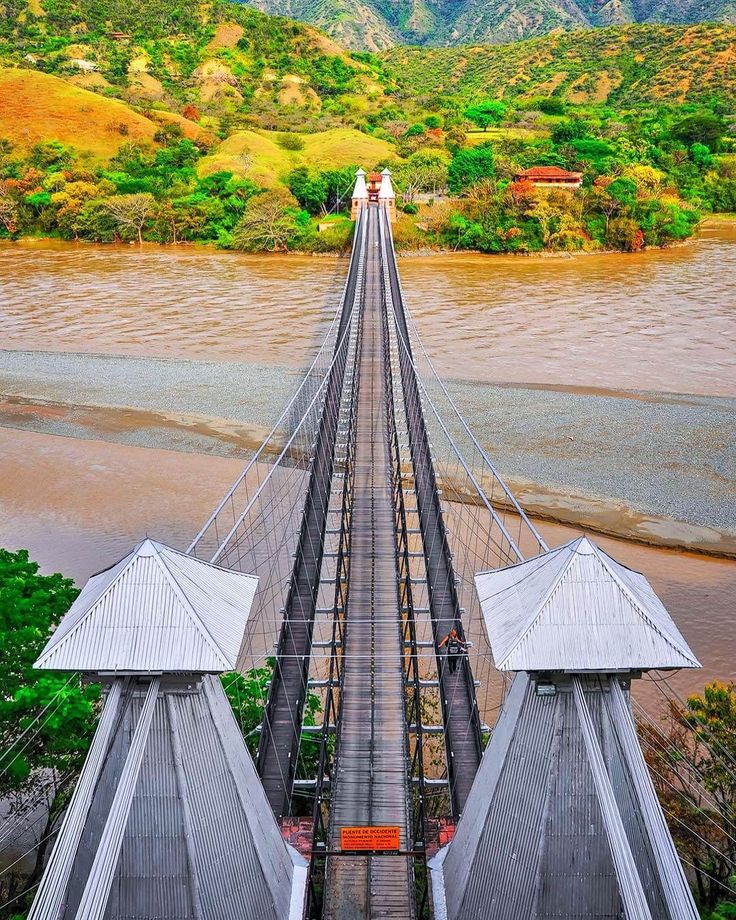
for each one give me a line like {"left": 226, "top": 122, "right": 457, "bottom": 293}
{"left": 383, "top": 24, "right": 736, "bottom": 107}
{"left": 241, "top": 0, "right": 736, "bottom": 49}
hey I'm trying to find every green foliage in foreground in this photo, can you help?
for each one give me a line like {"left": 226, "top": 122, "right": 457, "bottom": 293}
{"left": 222, "top": 660, "right": 323, "bottom": 817}
{"left": 0, "top": 548, "right": 99, "bottom": 912}
{"left": 641, "top": 681, "right": 736, "bottom": 911}
{"left": 0, "top": 549, "right": 97, "bottom": 798}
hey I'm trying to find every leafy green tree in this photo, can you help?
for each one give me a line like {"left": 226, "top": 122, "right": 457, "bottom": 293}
{"left": 672, "top": 114, "right": 726, "bottom": 151}
{"left": 233, "top": 188, "right": 303, "bottom": 252}
{"left": 537, "top": 97, "right": 565, "bottom": 116}
{"left": 464, "top": 100, "right": 506, "bottom": 132}
{"left": 393, "top": 150, "right": 449, "bottom": 203}
{"left": 223, "top": 659, "right": 322, "bottom": 815}
{"left": 552, "top": 116, "right": 593, "bottom": 145}
{"left": 448, "top": 144, "right": 495, "bottom": 194}
{"left": 0, "top": 549, "right": 99, "bottom": 903}
{"left": 641, "top": 681, "right": 736, "bottom": 910}
{"left": 690, "top": 143, "right": 714, "bottom": 170}
{"left": 288, "top": 166, "right": 329, "bottom": 215}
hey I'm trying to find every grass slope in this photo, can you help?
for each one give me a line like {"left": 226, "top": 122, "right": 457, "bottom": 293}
{"left": 382, "top": 23, "right": 736, "bottom": 105}
{"left": 0, "top": 68, "right": 157, "bottom": 158}
{"left": 200, "top": 127, "right": 394, "bottom": 184}
{"left": 0, "top": 0, "right": 391, "bottom": 126}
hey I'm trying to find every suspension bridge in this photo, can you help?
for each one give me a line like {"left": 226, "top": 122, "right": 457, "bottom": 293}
{"left": 2, "top": 181, "right": 718, "bottom": 920}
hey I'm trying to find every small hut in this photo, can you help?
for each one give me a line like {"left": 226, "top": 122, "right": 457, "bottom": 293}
{"left": 430, "top": 536, "right": 701, "bottom": 920}
{"left": 30, "top": 538, "right": 307, "bottom": 920}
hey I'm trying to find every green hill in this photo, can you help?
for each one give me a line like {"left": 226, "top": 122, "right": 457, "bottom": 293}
{"left": 382, "top": 23, "right": 736, "bottom": 106}
{"left": 0, "top": 0, "right": 734, "bottom": 259}
{"left": 0, "top": 0, "right": 392, "bottom": 129}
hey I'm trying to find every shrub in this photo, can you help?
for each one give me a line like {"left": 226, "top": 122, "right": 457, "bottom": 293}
{"left": 277, "top": 132, "right": 305, "bottom": 151}
{"left": 448, "top": 144, "right": 495, "bottom": 194}
{"left": 537, "top": 97, "right": 565, "bottom": 116}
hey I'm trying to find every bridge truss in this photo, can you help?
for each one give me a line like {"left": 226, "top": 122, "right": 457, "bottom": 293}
{"left": 188, "top": 203, "right": 548, "bottom": 917}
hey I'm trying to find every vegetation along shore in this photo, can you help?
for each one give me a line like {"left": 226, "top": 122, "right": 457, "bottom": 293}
{"left": 0, "top": 0, "right": 735, "bottom": 254}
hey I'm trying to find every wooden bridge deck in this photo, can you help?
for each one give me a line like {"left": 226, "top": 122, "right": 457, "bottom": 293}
{"left": 323, "top": 205, "right": 413, "bottom": 920}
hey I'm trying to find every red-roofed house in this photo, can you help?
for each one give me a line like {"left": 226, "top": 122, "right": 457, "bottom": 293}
{"left": 513, "top": 166, "right": 583, "bottom": 190}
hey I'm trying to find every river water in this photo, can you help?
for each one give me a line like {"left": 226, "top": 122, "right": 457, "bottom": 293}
{"left": 0, "top": 223, "right": 734, "bottom": 704}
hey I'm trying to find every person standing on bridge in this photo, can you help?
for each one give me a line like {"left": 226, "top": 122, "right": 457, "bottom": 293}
{"left": 439, "top": 628, "right": 467, "bottom": 674}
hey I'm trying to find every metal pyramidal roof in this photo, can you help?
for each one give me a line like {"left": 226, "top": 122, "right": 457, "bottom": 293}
{"left": 28, "top": 675, "right": 307, "bottom": 920}
{"left": 35, "top": 539, "right": 258, "bottom": 673}
{"left": 430, "top": 673, "right": 700, "bottom": 920}
{"left": 352, "top": 167, "right": 368, "bottom": 200}
{"left": 378, "top": 167, "right": 395, "bottom": 199}
{"left": 474, "top": 536, "right": 700, "bottom": 672}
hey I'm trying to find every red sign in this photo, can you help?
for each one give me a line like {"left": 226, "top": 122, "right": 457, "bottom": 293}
{"left": 340, "top": 826, "right": 401, "bottom": 852}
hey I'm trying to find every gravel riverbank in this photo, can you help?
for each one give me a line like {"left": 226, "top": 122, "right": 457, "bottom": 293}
{"left": 1, "top": 348, "right": 733, "bottom": 555}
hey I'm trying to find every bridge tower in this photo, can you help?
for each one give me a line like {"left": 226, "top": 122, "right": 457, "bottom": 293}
{"left": 29, "top": 539, "right": 307, "bottom": 920}
{"left": 378, "top": 168, "right": 396, "bottom": 222}
{"left": 430, "top": 536, "right": 701, "bottom": 920}
{"left": 350, "top": 168, "right": 368, "bottom": 220}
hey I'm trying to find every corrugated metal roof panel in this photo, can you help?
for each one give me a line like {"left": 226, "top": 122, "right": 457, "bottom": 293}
{"left": 474, "top": 536, "right": 700, "bottom": 672}
{"left": 35, "top": 540, "right": 258, "bottom": 673}
{"left": 52, "top": 678, "right": 305, "bottom": 920}
{"left": 432, "top": 675, "right": 694, "bottom": 920}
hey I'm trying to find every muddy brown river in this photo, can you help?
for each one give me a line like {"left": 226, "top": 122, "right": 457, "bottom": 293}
{"left": 0, "top": 222, "right": 734, "bottom": 707}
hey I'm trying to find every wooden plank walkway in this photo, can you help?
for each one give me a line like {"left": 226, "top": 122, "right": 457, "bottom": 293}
{"left": 323, "top": 206, "right": 413, "bottom": 920}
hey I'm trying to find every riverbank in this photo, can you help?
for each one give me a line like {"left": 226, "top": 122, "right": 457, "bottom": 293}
{"left": 0, "top": 358, "right": 733, "bottom": 556}
{"left": 1, "top": 225, "right": 734, "bottom": 556}
{"left": 7, "top": 213, "right": 730, "bottom": 259}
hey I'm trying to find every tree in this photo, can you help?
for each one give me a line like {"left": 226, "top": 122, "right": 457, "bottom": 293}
{"left": 552, "top": 116, "right": 593, "bottom": 145}
{"left": 537, "top": 97, "right": 565, "bottom": 116}
{"left": 445, "top": 126, "right": 467, "bottom": 151}
{"left": 448, "top": 144, "right": 495, "bottom": 194}
{"left": 0, "top": 549, "right": 99, "bottom": 907}
{"left": 590, "top": 176, "right": 637, "bottom": 234}
{"left": 640, "top": 682, "right": 736, "bottom": 911}
{"left": 672, "top": 114, "right": 726, "bottom": 152}
{"left": 464, "top": 100, "right": 506, "bottom": 132}
{"left": 393, "top": 150, "right": 449, "bottom": 203}
{"left": 233, "top": 189, "right": 301, "bottom": 252}
{"left": 104, "top": 193, "right": 156, "bottom": 244}
{"left": 691, "top": 142, "right": 714, "bottom": 170}
{"left": 288, "top": 166, "right": 329, "bottom": 214}
{"left": 224, "top": 659, "right": 321, "bottom": 815}
{"left": 0, "top": 181, "right": 18, "bottom": 234}
{"left": 607, "top": 216, "right": 644, "bottom": 252}
{"left": 277, "top": 132, "right": 305, "bottom": 151}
